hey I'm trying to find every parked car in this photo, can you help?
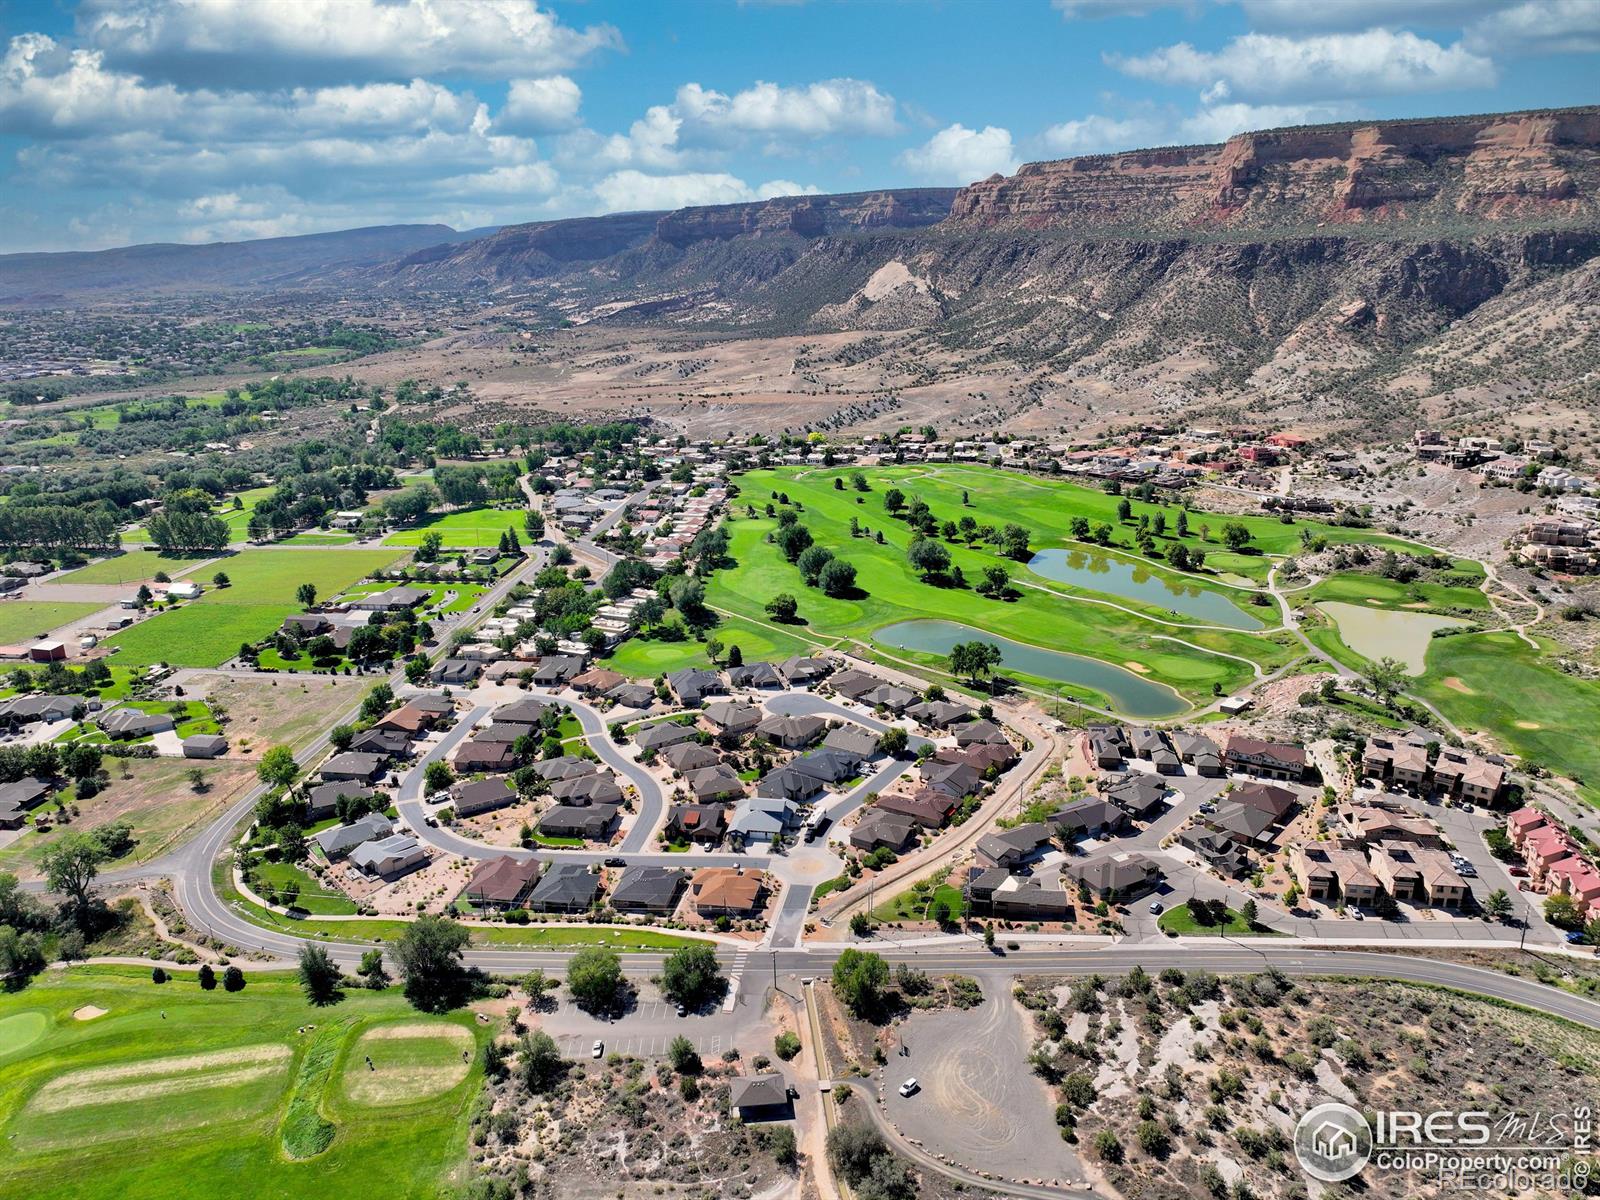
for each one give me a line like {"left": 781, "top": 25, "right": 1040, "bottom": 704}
{"left": 898, "top": 1078, "right": 920, "bottom": 1098}
{"left": 1509, "top": 866, "right": 1529, "bottom": 878}
{"left": 1566, "top": 932, "right": 1587, "bottom": 944}
{"left": 603, "top": 857, "right": 626, "bottom": 868}
{"left": 1148, "top": 900, "right": 1164, "bottom": 914}
{"left": 592, "top": 1040, "right": 604, "bottom": 1058}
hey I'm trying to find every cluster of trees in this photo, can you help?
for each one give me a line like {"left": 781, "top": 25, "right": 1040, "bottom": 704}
{"left": 0, "top": 505, "right": 121, "bottom": 552}
{"left": 146, "top": 510, "right": 230, "bottom": 551}
{"left": 883, "top": 488, "right": 1031, "bottom": 560}
{"left": 948, "top": 640, "right": 1003, "bottom": 688}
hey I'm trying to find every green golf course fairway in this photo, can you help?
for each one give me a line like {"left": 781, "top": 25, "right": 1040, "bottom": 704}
{"left": 0, "top": 965, "right": 484, "bottom": 1200}
{"left": 706, "top": 464, "right": 1324, "bottom": 711}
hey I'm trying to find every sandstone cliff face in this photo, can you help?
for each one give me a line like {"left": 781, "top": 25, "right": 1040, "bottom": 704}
{"left": 947, "top": 107, "right": 1600, "bottom": 232}
{"left": 652, "top": 189, "right": 956, "bottom": 248}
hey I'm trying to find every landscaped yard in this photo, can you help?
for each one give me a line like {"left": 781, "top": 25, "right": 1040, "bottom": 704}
{"left": 0, "top": 965, "right": 484, "bottom": 1200}
{"left": 383, "top": 506, "right": 527, "bottom": 548}
{"left": 1158, "top": 903, "right": 1278, "bottom": 936}
{"left": 253, "top": 859, "right": 358, "bottom": 916}
{"left": 0, "top": 601, "right": 101, "bottom": 644}
{"left": 100, "top": 548, "right": 403, "bottom": 667}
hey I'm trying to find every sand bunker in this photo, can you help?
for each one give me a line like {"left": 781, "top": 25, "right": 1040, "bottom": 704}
{"left": 73, "top": 1005, "right": 107, "bottom": 1021}
{"left": 1442, "top": 677, "right": 1476, "bottom": 694}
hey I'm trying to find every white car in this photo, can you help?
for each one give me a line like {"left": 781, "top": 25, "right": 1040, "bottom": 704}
{"left": 1148, "top": 900, "right": 1164, "bottom": 914}
{"left": 898, "top": 1078, "right": 919, "bottom": 1098}
{"left": 591, "top": 1040, "right": 604, "bottom": 1058}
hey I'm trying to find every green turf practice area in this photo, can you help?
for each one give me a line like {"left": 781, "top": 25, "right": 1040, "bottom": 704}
{"left": 0, "top": 966, "right": 483, "bottom": 1200}
{"left": 99, "top": 548, "right": 404, "bottom": 668}
{"left": 382, "top": 506, "right": 527, "bottom": 548}
{"left": 697, "top": 464, "right": 1395, "bottom": 713}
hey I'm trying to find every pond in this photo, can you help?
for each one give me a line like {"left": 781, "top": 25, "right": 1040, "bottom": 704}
{"left": 1027, "top": 548, "right": 1265, "bottom": 630}
{"left": 873, "top": 619, "right": 1187, "bottom": 719}
{"left": 1317, "top": 601, "right": 1471, "bottom": 674}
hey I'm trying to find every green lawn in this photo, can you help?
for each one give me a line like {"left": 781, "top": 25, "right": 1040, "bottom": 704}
{"left": 1158, "top": 904, "right": 1278, "bottom": 936}
{"left": 0, "top": 602, "right": 101, "bottom": 644}
{"left": 56, "top": 552, "right": 217, "bottom": 586}
{"left": 872, "top": 881, "right": 965, "bottom": 923}
{"left": 100, "top": 549, "right": 403, "bottom": 668}
{"left": 0, "top": 965, "right": 483, "bottom": 1200}
{"left": 712, "top": 465, "right": 1308, "bottom": 710}
{"left": 253, "top": 859, "right": 359, "bottom": 916}
{"left": 383, "top": 506, "right": 527, "bottom": 548}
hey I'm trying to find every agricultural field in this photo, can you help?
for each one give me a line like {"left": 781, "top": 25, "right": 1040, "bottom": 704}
{"left": 382, "top": 506, "right": 526, "bottom": 548}
{"left": 56, "top": 551, "right": 217, "bottom": 586}
{"left": 100, "top": 548, "right": 403, "bottom": 668}
{"left": 710, "top": 465, "right": 1337, "bottom": 714}
{"left": 0, "top": 966, "right": 484, "bottom": 1200}
{"left": 0, "top": 601, "right": 101, "bottom": 644}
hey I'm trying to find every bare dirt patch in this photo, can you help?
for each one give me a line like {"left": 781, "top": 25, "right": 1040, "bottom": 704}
{"left": 1441, "top": 676, "right": 1475, "bottom": 694}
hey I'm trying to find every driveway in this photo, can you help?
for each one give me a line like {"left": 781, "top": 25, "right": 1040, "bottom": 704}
{"left": 879, "top": 977, "right": 1083, "bottom": 1185}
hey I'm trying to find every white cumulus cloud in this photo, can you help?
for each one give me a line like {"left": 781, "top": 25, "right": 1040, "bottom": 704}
{"left": 590, "top": 169, "right": 818, "bottom": 213}
{"left": 1110, "top": 29, "right": 1495, "bottom": 100}
{"left": 898, "top": 124, "right": 1020, "bottom": 184}
{"left": 77, "top": 0, "right": 623, "bottom": 86}
{"left": 498, "top": 77, "right": 583, "bottom": 134}
{"left": 1464, "top": 0, "right": 1600, "bottom": 55}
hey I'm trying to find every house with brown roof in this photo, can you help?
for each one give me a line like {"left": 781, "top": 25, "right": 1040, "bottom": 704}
{"left": 1369, "top": 843, "right": 1470, "bottom": 908}
{"left": 1289, "top": 845, "right": 1379, "bottom": 906}
{"left": 690, "top": 868, "right": 766, "bottom": 917}
{"left": 874, "top": 790, "right": 956, "bottom": 829}
{"left": 665, "top": 803, "right": 727, "bottom": 844}
{"left": 462, "top": 856, "right": 541, "bottom": 910}
{"left": 1224, "top": 735, "right": 1307, "bottom": 782}
{"left": 1362, "top": 734, "right": 1430, "bottom": 789}
{"left": 1432, "top": 748, "right": 1505, "bottom": 804}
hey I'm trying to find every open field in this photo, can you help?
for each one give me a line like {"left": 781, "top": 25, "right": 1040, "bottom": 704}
{"left": 710, "top": 465, "right": 1316, "bottom": 712}
{"left": 100, "top": 548, "right": 402, "bottom": 667}
{"left": 0, "top": 966, "right": 483, "bottom": 1200}
{"left": 0, "top": 601, "right": 101, "bottom": 644}
{"left": 56, "top": 552, "right": 217, "bottom": 586}
{"left": 382, "top": 506, "right": 526, "bottom": 548}
{"left": 604, "top": 611, "right": 827, "bottom": 677}
{"left": 0, "top": 756, "right": 254, "bottom": 879}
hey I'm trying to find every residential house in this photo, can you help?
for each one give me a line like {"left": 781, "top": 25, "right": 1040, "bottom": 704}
{"left": 728, "top": 661, "right": 785, "bottom": 689}
{"left": 755, "top": 713, "right": 826, "bottom": 749}
{"left": 1370, "top": 843, "right": 1470, "bottom": 909}
{"left": 527, "top": 862, "right": 601, "bottom": 913}
{"left": 1432, "top": 748, "right": 1506, "bottom": 804}
{"left": 691, "top": 868, "right": 766, "bottom": 917}
{"left": 605, "top": 682, "right": 656, "bottom": 709}
{"left": 304, "top": 782, "right": 380, "bottom": 822}
{"left": 777, "top": 655, "right": 832, "bottom": 687}
{"left": 1178, "top": 827, "right": 1250, "bottom": 875}
{"left": 905, "top": 699, "right": 974, "bottom": 728}
{"left": 320, "top": 752, "right": 388, "bottom": 784}
{"left": 550, "top": 773, "right": 623, "bottom": 806}
{"left": 666, "top": 668, "right": 724, "bottom": 705}
{"left": 975, "top": 823, "right": 1054, "bottom": 870}
{"left": 665, "top": 803, "right": 727, "bottom": 845}
{"left": 1290, "top": 845, "right": 1379, "bottom": 906}
{"left": 1101, "top": 773, "right": 1167, "bottom": 820}
{"left": 1084, "top": 724, "right": 1129, "bottom": 770}
{"left": 954, "top": 719, "right": 1007, "bottom": 748}
{"left": 849, "top": 809, "right": 919, "bottom": 854}
{"left": 453, "top": 776, "right": 517, "bottom": 817}
{"left": 1224, "top": 735, "right": 1307, "bottom": 781}
{"left": 965, "top": 868, "right": 1074, "bottom": 920}
{"left": 537, "top": 803, "right": 620, "bottom": 841}
{"left": 462, "top": 857, "right": 541, "bottom": 910}
{"left": 1362, "top": 734, "right": 1430, "bottom": 789}
{"left": 1062, "top": 852, "right": 1163, "bottom": 901}
{"left": 1048, "top": 798, "right": 1126, "bottom": 840}
{"left": 1172, "top": 732, "right": 1224, "bottom": 776}
{"left": 97, "top": 708, "right": 174, "bottom": 739}
{"left": 431, "top": 658, "right": 481, "bottom": 686}
{"left": 918, "top": 760, "right": 980, "bottom": 800}
{"left": 610, "top": 865, "right": 686, "bottom": 914}
{"left": 570, "top": 668, "right": 626, "bottom": 696}
{"left": 827, "top": 669, "right": 887, "bottom": 701}
{"left": 635, "top": 721, "right": 697, "bottom": 753}
{"left": 874, "top": 790, "right": 957, "bottom": 829}
{"left": 452, "top": 740, "right": 519, "bottom": 773}
{"left": 315, "top": 812, "right": 394, "bottom": 859}
{"left": 683, "top": 764, "right": 744, "bottom": 803}
{"left": 182, "top": 733, "right": 228, "bottom": 758}
{"left": 822, "top": 725, "right": 882, "bottom": 759}
{"left": 350, "top": 834, "right": 427, "bottom": 880}
{"left": 662, "top": 742, "right": 720, "bottom": 773}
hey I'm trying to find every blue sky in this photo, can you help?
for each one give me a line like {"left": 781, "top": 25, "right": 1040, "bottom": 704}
{"left": 0, "top": 0, "right": 1595, "bottom": 252}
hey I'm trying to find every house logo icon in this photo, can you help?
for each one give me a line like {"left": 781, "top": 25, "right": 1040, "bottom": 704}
{"left": 1294, "top": 1102, "right": 1373, "bottom": 1182}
